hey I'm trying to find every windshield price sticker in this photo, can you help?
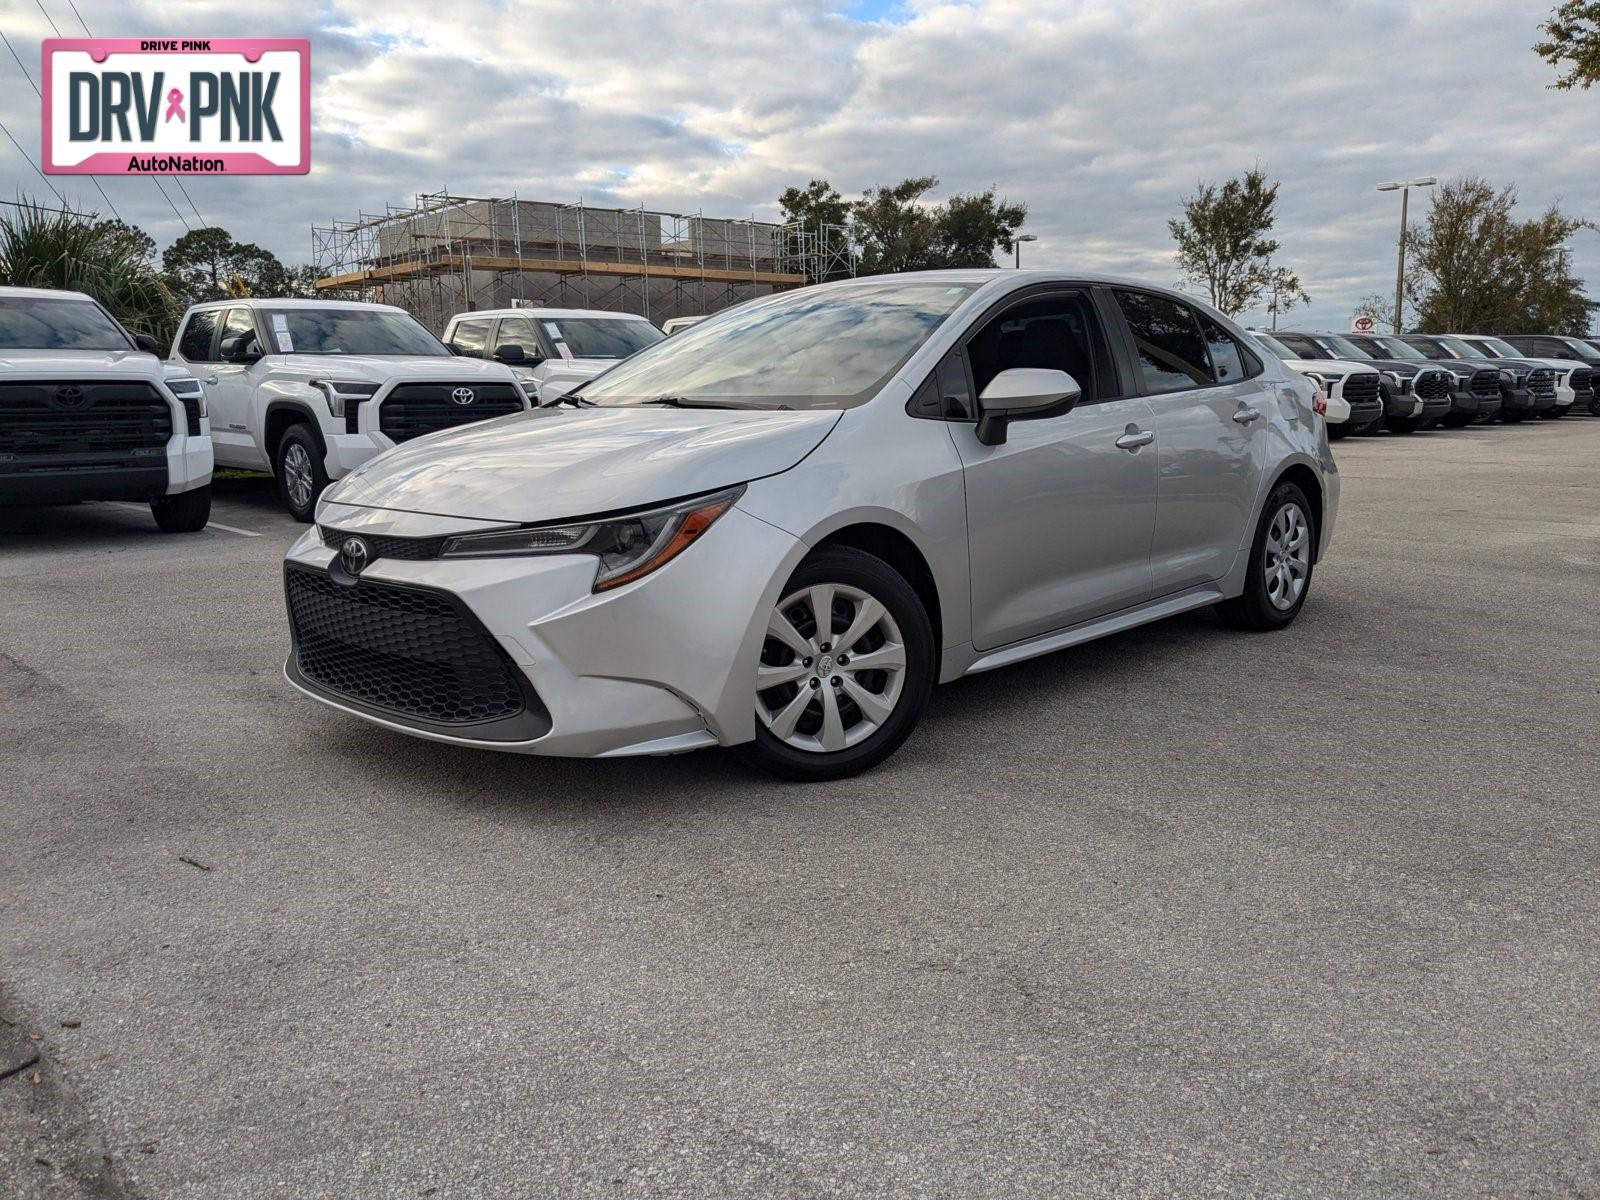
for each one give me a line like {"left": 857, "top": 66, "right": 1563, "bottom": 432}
{"left": 555, "top": 342, "right": 574, "bottom": 360}
{"left": 42, "top": 38, "right": 310, "bottom": 175}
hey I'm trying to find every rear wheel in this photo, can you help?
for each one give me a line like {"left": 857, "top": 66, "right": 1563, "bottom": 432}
{"left": 150, "top": 484, "right": 211, "bottom": 533}
{"left": 1217, "top": 482, "right": 1315, "bottom": 632}
{"left": 739, "top": 546, "right": 935, "bottom": 782}
{"left": 274, "top": 424, "right": 328, "bottom": 522}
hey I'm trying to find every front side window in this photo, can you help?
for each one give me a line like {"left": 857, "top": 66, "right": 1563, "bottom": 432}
{"left": 177, "top": 309, "right": 219, "bottom": 361}
{"left": 581, "top": 281, "right": 974, "bottom": 411}
{"left": 966, "top": 292, "right": 1113, "bottom": 403}
{"left": 0, "top": 297, "right": 134, "bottom": 351}
{"left": 219, "top": 307, "right": 261, "bottom": 358}
{"left": 541, "top": 317, "right": 664, "bottom": 360}
{"left": 1114, "top": 291, "right": 1211, "bottom": 394}
{"left": 492, "top": 317, "right": 541, "bottom": 358}
{"left": 263, "top": 308, "right": 450, "bottom": 356}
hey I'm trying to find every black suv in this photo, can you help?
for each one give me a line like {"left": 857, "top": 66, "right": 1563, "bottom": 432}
{"left": 1275, "top": 330, "right": 1453, "bottom": 433}
{"left": 1345, "top": 333, "right": 1499, "bottom": 428}
{"left": 1499, "top": 335, "right": 1599, "bottom": 416}
{"left": 1450, "top": 335, "right": 1560, "bottom": 421}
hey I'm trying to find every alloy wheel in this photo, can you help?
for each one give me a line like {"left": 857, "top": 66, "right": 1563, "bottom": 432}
{"left": 1263, "top": 502, "right": 1310, "bottom": 612}
{"left": 756, "top": 582, "right": 907, "bottom": 754}
{"left": 283, "top": 443, "right": 314, "bottom": 511}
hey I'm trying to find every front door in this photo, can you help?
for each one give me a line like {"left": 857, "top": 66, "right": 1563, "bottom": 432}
{"left": 944, "top": 289, "right": 1159, "bottom": 652}
{"left": 207, "top": 306, "right": 269, "bottom": 468}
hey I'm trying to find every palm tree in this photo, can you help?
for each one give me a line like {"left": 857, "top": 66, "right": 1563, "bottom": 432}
{"left": 0, "top": 197, "right": 179, "bottom": 340}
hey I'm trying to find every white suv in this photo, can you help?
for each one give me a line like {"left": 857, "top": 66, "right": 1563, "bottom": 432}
{"left": 171, "top": 299, "right": 532, "bottom": 520}
{"left": 442, "top": 307, "right": 664, "bottom": 404}
{"left": 1, "top": 287, "right": 212, "bottom": 531}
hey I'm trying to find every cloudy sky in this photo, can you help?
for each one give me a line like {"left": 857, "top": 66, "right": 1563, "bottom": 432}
{"left": 3, "top": 0, "right": 1597, "bottom": 330}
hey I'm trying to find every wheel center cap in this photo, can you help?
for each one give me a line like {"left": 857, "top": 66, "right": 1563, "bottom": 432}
{"left": 816, "top": 654, "right": 835, "bottom": 678}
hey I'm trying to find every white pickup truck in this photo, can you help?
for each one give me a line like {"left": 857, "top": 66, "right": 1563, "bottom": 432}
{"left": 1, "top": 287, "right": 212, "bottom": 531}
{"left": 442, "top": 307, "right": 664, "bottom": 404}
{"left": 170, "top": 299, "right": 532, "bottom": 520}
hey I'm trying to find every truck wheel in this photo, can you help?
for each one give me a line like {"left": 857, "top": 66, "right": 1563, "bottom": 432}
{"left": 1541, "top": 406, "right": 1566, "bottom": 419}
{"left": 150, "top": 485, "right": 212, "bottom": 533}
{"left": 1385, "top": 416, "right": 1420, "bottom": 434}
{"left": 1499, "top": 407, "right": 1526, "bottom": 424}
{"left": 275, "top": 424, "right": 328, "bottom": 522}
{"left": 1589, "top": 397, "right": 1600, "bottom": 417}
{"left": 1327, "top": 423, "right": 1350, "bottom": 441}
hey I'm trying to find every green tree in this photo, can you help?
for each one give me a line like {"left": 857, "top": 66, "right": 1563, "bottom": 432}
{"left": 778, "top": 179, "right": 853, "bottom": 283}
{"left": 92, "top": 218, "right": 157, "bottom": 264}
{"left": 1168, "top": 168, "right": 1308, "bottom": 317}
{"left": 933, "top": 187, "right": 1029, "bottom": 268}
{"left": 1536, "top": 1, "right": 1600, "bottom": 88}
{"left": 161, "top": 226, "right": 291, "bottom": 303}
{"left": 1407, "top": 176, "right": 1591, "bottom": 334}
{"left": 0, "top": 197, "right": 177, "bottom": 338}
{"left": 851, "top": 176, "right": 942, "bottom": 274}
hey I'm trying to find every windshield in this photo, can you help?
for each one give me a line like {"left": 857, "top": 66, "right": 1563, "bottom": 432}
{"left": 0, "top": 297, "right": 133, "bottom": 351}
{"left": 1473, "top": 337, "right": 1517, "bottom": 357}
{"left": 1438, "top": 336, "right": 1485, "bottom": 358}
{"left": 264, "top": 308, "right": 449, "bottom": 356}
{"left": 1555, "top": 336, "right": 1599, "bottom": 358}
{"left": 542, "top": 317, "right": 664, "bottom": 359}
{"left": 1362, "top": 335, "right": 1428, "bottom": 362}
{"left": 1316, "top": 333, "right": 1370, "bottom": 360}
{"left": 1250, "top": 332, "right": 1298, "bottom": 361}
{"left": 580, "top": 281, "right": 975, "bottom": 410}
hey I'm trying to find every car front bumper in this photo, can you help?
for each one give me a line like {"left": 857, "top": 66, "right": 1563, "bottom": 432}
{"left": 282, "top": 501, "right": 806, "bottom": 757}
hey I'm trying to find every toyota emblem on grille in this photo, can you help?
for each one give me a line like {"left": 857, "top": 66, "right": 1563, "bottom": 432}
{"left": 340, "top": 536, "right": 371, "bottom": 576}
{"left": 52, "top": 385, "right": 88, "bottom": 410}
{"left": 450, "top": 387, "right": 476, "bottom": 406}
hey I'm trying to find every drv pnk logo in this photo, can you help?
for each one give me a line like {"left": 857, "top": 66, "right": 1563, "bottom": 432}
{"left": 42, "top": 39, "right": 309, "bottom": 175}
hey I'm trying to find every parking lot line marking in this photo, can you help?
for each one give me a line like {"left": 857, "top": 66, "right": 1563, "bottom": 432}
{"left": 104, "top": 502, "right": 261, "bottom": 537}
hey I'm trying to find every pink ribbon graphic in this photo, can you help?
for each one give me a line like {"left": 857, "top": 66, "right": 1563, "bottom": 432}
{"left": 164, "top": 88, "right": 184, "bottom": 123}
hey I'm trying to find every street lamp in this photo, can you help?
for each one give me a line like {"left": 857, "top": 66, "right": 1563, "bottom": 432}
{"left": 1376, "top": 177, "right": 1435, "bottom": 334}
{"left": 1014, "top": 233, "right": 1038, "bottom": 268}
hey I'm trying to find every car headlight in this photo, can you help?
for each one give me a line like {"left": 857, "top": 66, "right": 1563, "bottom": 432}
{"left": 311, "top": 379, "right": 380, "bottom": 417}
{"left": 166, "top": 376, "right": 207, "bottom": 417}
{"left": 439, "top": 485, "right": 745, "bottom": 592}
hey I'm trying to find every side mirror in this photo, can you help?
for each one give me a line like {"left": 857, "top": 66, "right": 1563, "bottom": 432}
{"left": 132, "top": 332, "right": 161, "bottom": 354}
{"left": 493, "top": 343, "right": 526, "bottom": 364}
{"left": 975, "top": 368, "right": 1082, "bottom": 446}
{"left": 219, "top": 337, "right": 261, "bottom": 364}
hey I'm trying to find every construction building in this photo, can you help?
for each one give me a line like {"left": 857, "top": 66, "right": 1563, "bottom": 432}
{"left": 311, "top": 190, "right": 853, "bottom": 333}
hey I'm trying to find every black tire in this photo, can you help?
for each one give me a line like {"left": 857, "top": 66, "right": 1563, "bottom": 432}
{"left": 149, "top": 484, "right": 211, "bottom": 533}
{"left": 1216, "top": 481, "right": 1315, "bottom": 632}
{"left": 1589, "top": 398, "right": 1600, "bottom": 417}
{"left": 737, "top": 545, "right": 935, "bottom": 782}
{"left": 1440, "top": 412, "right": 1472, "bottom": 429}
{"left": 1499, "top": 407, "right": 1526, "bottom": 424}
{"left": 1541, "top": 406, "right": 1566, "bottom": 419}
{"left": 1385, "top": 416, "right": 1421, "bottom": 434}
{"left": 1327, "top": 423, "right": 1351, "bottom": 441}
{"left": 274, "top": 424, "right": 328, "bottom": 522}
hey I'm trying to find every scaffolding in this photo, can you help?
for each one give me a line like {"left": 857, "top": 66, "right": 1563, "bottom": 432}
{"left": 311, "top": 190, "right": 850, "bottom": 332}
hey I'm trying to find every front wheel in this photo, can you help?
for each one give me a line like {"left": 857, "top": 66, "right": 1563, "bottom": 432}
{"left": 738, "top": 546, "right": 935, "bottom": 782}
{"left": 1216, "top": 482, "right": 1315, "bottom": 632}
{"left": 150, "top": 484, "right": 211, "bottom": 533}
{"left": 274, "top": 424, "right": 328, "bottom": 522}
{"left": 1589, "top": 398, "right": 1600, "bottom": 417}
{"left": 1385, "top": 416, "right": 1421, "bottom": 434}
{"left": 1541, "top": 406, "right": 1567, "bottom": 419}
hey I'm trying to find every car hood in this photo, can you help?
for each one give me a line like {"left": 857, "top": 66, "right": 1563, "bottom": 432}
{"left": 321, "top": 404, "right": 842, "bottom": 524}
{"left": 267, "top": 354, "right": 521, "bottom": 385}
{"left": 0, "top": 348, "right": 168, "bottom": 381}
{"left": 1349, "top": 358, "right": 1439, "bottom": 378}
{"left": 1281, "top": 357, "right": 1378, "bottom": 376}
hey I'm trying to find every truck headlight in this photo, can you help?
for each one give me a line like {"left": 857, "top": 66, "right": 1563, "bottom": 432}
{"left": 439, "top": 486, "right": 745, "bottom": 592}
{"left": 311, "top": 380, "right": 379, "bottom": 418}
{"left": 166, "top": 377, "right": 207, "bottom": 417}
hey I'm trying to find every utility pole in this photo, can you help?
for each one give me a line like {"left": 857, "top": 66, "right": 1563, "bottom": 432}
{"left": 1376, "top": 177, "right": 1435, "bottom": 334}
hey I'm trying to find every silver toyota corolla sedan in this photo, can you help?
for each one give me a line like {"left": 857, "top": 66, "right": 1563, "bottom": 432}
{"left": 283, "top": 271, "right": 1338, "bottom": 780}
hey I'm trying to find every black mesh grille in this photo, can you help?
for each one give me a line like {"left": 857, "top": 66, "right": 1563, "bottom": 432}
{"left": 1529, "top": 369, "right": 1556, "bottom": 400}
{"left": 285, "top": 564, "right": 526, "bottom": 726}
{"left": 1416, "top": 372, "right": 1452, "bottom": 401}
{"left": 0, "top": 381, "right": 172, "bottom": 457}
{"left": 319, "top": 525, "right": 447, "bottom": 562}
{"left": 1470, "top": 369, "right": 1500, "bottom": 399}
{"left": 377, "top": 384, "right": 523, "bottom": 442}
{"left": 1342, "top": 373, "right": 1379, "bottom": 404}
{"left": 1570, "top": 367, "right": 1592, "bottom": 392}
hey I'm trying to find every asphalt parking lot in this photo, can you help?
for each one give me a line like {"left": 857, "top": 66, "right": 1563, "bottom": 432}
{"left": 3, "top": 417, "right": 1598, "bottom": 1199}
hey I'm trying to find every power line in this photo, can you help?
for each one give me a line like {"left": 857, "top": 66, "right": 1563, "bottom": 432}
{"left": 32, "top": 0, "right": 60, "bottom": 36}
{"left": 171, "top": 177, "right": 208, "bottom": 228}
{"left": 0, "top": 115, "right": 67, "bottom": 206}
{"left": 63, "top": 0, "right": 89, "bottom": 36}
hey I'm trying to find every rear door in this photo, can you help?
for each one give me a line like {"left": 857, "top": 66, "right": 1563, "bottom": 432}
{"left": 942, "top": 286, "right": 1158, "bottom": 650}
{"left": 1110, "top": 291, "right": 1268, "bottom": 594}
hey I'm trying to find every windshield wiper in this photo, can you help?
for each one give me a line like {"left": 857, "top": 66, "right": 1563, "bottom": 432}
{"left": 551, "top": 391, "right": 592, "bottom": 407}
{"left": 636, "top": 396, "right": 793, "bottom": 410}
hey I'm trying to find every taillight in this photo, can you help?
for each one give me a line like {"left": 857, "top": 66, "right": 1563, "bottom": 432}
{"left": 1313, "top": 394, "right": 1328, "bottom": 416}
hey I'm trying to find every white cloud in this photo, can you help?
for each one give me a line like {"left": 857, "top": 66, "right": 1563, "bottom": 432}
{"left": 2, "top": 0, "right": 1595, "bottom": 330}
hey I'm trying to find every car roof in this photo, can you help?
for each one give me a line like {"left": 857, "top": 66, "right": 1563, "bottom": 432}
{"left": 446, "top": 307, "right": 656, "bottom": 323}
{"left": 185, "top": 298, "right": 408, "bottom": 313}
{"left": 0, "top": 286, "right": 97, "bottom": 302}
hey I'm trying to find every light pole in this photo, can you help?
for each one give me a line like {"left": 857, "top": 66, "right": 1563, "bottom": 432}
{"left": 1376, "top": 177, "right": 1435, "bottom": 333}
{"left": 1014, "top": 233, "right": 1038, "bottom": 268}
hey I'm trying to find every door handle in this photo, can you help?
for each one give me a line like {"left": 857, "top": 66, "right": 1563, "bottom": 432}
{"left": 1115, "top": 427, "right": 1154, "bottom": 451}
{"left": 1233, "top": 406, "right": 1262, "bottom": 424}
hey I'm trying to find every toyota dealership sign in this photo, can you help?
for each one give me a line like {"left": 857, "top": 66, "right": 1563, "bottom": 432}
{"left": 42, "top": 38, "right": 309, "bottom": 175}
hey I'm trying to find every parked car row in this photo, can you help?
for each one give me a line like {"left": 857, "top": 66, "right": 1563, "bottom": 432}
{"left": 1247, "top": 326, "right": 1598, "bottom": 437}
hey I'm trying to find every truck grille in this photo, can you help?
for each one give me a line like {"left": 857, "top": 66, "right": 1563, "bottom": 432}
{"left": 285, "top": 564, "right": 529, "bottom": 727}
{"left": 1470, "top": 369, "right": 1500, "bottom": 400}
{"left": 1341, "top": 373, "right": 1379, "bottom": 404}
{"left": 1529, "top": 368, "right": 1556, "bottom": 401}
{"left": 0, "top": 381, "right": 171, "bottom": 457}
{"left": 1415, "top": 371, "right": 1452, "bottom": 401}
{"left": 377, "top": 383, "right": 524, "bottom": 443}
{"left": 1570, "top": 367, "right": 1593, "bottom": 395}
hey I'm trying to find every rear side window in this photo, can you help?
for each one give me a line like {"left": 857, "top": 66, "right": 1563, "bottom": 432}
{"left": 965, "top": 291, "right": 1114, "bottom": 404}
{"left": 178, "top": 310, "right": 218, "bottom": 361}
{"left": 1114, "top": 291, "right": 1211, "bottom": 394}
{"left": 449, "top": 318, "right": 492, "bottom": 358}
{"left": 1198, "top": 314, "right": 1258, "bottom": 383}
